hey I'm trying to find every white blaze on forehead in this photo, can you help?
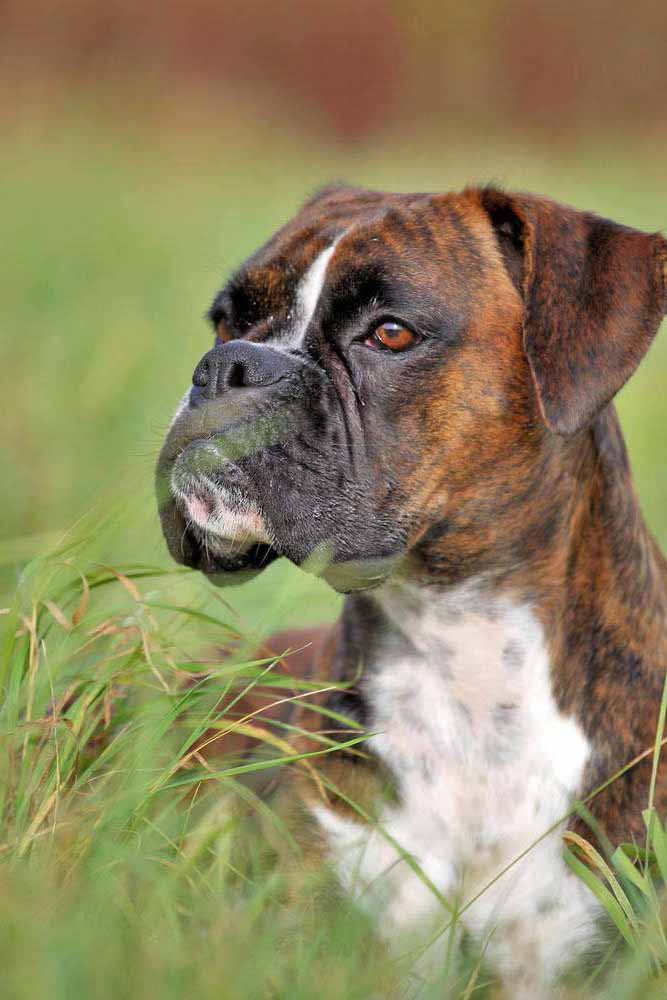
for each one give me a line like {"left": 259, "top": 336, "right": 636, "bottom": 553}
{"left": 293, "top": 233, "right": 346, "bottom": 340}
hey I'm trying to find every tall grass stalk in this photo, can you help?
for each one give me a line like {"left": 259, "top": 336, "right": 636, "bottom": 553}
{"left": 2, "top": 530, "right": 667, "bottom": 998}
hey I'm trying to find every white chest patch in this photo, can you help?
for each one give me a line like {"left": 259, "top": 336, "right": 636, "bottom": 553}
{"left": 312, "top": 581, "right": 600, "bottom": 995}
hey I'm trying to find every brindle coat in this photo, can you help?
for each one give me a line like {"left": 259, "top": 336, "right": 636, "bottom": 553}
{"left": 157, "top": 185, "right": 667, "bottom": 994}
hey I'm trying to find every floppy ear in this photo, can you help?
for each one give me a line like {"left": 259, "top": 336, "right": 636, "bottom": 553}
{"left": 480, "top": 188, "right": 667, "bottom": 435}
{"left": 301, "top": 182, "right": 377, "bottom": 211}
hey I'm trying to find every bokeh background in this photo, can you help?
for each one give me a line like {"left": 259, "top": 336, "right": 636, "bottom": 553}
{"left": 3, "top": 0, "right": 667, "bottom": 622}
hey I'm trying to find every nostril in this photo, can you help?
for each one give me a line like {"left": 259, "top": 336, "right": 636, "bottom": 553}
{"left": 227, "top": 361, "right": 245, "bottom": 388}
{"left": 190, "top": 342, "right": 299, "bottom": 400}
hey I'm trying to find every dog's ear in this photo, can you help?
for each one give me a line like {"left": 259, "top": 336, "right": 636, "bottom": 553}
{"left": 480, "top": 188, "right": 667, "bottom": 435}
{"left": 302, "top": 183, "right": 383, "bottom": 214}
{"left": 303, "top": 183, "right": 361, "bottom": 206}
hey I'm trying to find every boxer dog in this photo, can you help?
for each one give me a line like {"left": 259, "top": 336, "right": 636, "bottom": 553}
{"left": 156, "top": 185, "right": 667, "bottom": 996}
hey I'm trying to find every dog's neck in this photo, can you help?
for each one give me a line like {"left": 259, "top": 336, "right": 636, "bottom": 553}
{"left": 391, "top": 406, "right": 667, "bottom": 648}
{"left": 544, "top": 407, "right": 667, "bottom": 689}
{"left": 339, "top": 407, "right": 667, "bottom": 839}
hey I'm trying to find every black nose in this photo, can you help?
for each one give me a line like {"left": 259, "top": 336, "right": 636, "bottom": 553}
{"left": 191, "top": 341, "right": 301, "bottom": 401}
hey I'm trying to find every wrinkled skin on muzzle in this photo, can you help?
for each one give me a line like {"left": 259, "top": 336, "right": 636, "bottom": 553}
{"left": 156, "top": 350, "right": 409, "bottom": 592}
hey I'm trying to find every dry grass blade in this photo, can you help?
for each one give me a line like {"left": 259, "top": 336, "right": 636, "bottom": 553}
{"left": 184, "top": 684, "right": 338, "bottom": 766}
{"left": 563, "top": 831, "right": 639, "bottom": 927}
{"left": 98, "top": 564, "right": 143, "bottom": 603}
{"left": 43, "top": 600, "right": 72, "bottom": 631}
{"left": 17, "top": 790, "right": 59, "bottom": 857}
{"left": 218, "top": 720, "right": 327, "bottom": 799}
{"left": 71, "top": 571, "right": 91, "bottom": 626}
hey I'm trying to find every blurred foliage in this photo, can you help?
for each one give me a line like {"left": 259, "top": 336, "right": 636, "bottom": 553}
{"left": 3, "top": 1, "right": 667, "bottom": 143}
{"left": 0, "top": 541, "right": 665, "bottom": 998}
{"left": 0, "top": 554, "right": 395, "bottom": 1000}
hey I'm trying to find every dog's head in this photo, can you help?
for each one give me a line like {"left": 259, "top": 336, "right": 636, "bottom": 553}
{"left": 156, "top": 185, "right": 667, "bottom": 591}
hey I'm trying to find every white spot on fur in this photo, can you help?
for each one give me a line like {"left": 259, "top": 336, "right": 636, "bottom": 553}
{"left": 293, "top": 239, "right": 342, "bottom": 340}
{"left": 181, "top": 485, "right": 270, "bottom": 545}
{"left": 170, "top": 442, "right": 272, "bottom": 552}
{"left": 313, "top": 579, "right": 599, "bottom": 996}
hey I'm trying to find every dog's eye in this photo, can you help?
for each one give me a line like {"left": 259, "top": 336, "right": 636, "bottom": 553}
{"left": 216, "top": 319, "right": 233, "bottom": 345}
{"left": 367, "top": 322, "right": 420, "bottom": 352}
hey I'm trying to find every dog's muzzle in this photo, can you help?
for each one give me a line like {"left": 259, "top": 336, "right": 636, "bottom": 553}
{"left": 156, "top": 340, "right": 305, "bottom": 579}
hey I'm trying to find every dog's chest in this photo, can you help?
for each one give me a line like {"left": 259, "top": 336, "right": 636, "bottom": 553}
{"left": 312, "top": 584, "right": 598, "bottom": 988}
{"left": 366, "top": 589, "right": 589, "bottom": 849}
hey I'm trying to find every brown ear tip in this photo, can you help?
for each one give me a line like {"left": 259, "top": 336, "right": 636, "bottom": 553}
{"left": 660, "top": 238, "right": 667, "bottom": 314}
{"left": 529, "top": 380, "right": 587, "bottom": 439}
{"left": 302, "top": 182, "right": 370, "bottom": 210}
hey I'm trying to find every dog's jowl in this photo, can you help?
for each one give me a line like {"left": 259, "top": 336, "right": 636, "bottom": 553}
{"left": 157, "top": 185, "right": 667, "bottom": 996}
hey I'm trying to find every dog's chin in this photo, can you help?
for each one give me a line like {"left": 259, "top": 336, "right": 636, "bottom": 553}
{"left": 195, "top": 539, "right": 280, "bottom": 584}
{"left": 158, "top": 452, "right": 404, "bottom": 592}
{"left": 159, "top": 492, "right": 280, "bottom": 584}
{"left": 156, "top": 443, "right": 284, "bottom": 582}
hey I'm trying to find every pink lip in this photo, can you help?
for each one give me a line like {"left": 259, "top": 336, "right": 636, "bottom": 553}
{"left": 185, "top": 494, "right": 214, "bottom": 525}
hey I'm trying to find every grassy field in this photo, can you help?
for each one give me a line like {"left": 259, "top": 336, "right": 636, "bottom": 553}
{"left": 2, "top": 116, "right": 667, "bottom": 996}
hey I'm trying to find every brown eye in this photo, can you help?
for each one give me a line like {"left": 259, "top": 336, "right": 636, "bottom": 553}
{"left": 368, "top": 321, "right": 419, "bottom": 352}
{"left": 216, "top": 319, "right": 233, "bottom": 344}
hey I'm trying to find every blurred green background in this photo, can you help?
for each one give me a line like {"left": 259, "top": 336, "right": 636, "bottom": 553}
{"left": 1, "top": 8, "right": 667, "bottom": 997}
{"left": 2, "top": 0, "right": 667, "bottom": 619}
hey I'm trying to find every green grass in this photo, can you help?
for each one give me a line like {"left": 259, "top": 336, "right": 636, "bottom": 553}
{"left": 3, "top": 522, "right": 667, "bottom": 998}
{"left": 0, "top": 549, "right": 382, "bottom": 1000}
{"left": 3, "top": 115, "right": 667, "bottom": 996}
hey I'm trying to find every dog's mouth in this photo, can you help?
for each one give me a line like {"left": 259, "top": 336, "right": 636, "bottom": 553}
{"left": 157, "top": 417, "right": 407, "bottom": 593}
{"left": 158, "top": 439, "right": 280, "bottom": 579}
